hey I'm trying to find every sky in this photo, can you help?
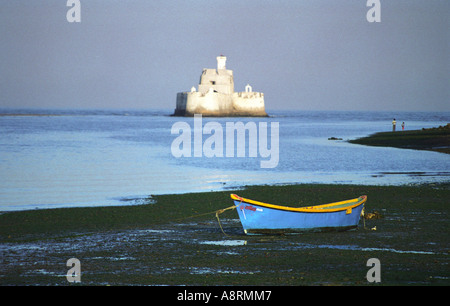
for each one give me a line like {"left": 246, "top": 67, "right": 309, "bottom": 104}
{"left": 0, "top": 0, "right": 448, "bottom": 112}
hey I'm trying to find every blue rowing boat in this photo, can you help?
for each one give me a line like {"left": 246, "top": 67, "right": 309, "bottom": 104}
{"left": 230, "top": 194, "right": 367, "bottom": 235}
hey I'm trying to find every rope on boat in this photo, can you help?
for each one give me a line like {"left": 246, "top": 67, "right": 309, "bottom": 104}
{"left": 172, "top": 204, "right": 237, "bottom": 236}
{"left": 215, "top": 205, "right": 237, "bottom": 237}
{"left": 361, "top": 206, "right": 366, "bottom": 229}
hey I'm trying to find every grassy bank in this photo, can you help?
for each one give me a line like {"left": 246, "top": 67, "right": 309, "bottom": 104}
{"left": 1, "top": 183, "right": 449, "bottom": 285}
{"left": 349, "top": 124, "right": 450, "bottom": 154}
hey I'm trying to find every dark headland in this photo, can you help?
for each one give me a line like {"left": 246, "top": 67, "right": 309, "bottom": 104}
{"left": 349, "top": 124, "right": 450, "bottom": 154}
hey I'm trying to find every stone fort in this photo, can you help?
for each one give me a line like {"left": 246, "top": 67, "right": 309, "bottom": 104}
{"left": 174, "top": 56, "right": 267, "bottom": 117}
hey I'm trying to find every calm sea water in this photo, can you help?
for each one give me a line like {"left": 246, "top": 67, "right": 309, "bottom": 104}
{"left": 1, "top": 109, "right": 449, "bottom": 211}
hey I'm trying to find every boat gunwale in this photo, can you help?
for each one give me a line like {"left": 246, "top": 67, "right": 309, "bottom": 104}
{"left": 230, "top": 194, "right": 366, "bottom": 213}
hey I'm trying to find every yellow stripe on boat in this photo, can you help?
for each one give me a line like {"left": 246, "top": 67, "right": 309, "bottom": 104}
{"left": 230, "top": 194, "right": 366, "bottom": 213}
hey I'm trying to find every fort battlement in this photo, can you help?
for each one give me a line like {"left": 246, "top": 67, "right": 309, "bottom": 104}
{"left": 174, "top": 56, "right": 267, "bottom": 117}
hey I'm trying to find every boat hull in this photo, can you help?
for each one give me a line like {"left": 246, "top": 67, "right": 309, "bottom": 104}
{"left": 231, "top": 194, "right": 366, "bottom": 235}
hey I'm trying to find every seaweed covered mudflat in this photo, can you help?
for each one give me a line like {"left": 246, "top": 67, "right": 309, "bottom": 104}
{"left": 1, "top": 184, "right": 449, "bottom": 285}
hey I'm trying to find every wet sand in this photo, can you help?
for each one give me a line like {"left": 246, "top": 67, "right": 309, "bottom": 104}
{"left": 1, "top": 183, "right": 449, "bottom": 285}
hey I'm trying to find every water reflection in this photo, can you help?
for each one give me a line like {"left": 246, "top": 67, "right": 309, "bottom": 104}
{"left": 1, "top": 110, "right": 449, "bottom": 211}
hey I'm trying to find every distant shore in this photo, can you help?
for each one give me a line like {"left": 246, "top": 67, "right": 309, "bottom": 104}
{"left": 0, "top": 113, "right": 64, "bottom": 117}
{"left": 1, "top": 183, "right": 449, "bottom": 285}
{"left": 349, "top": 124, "right": 450, "bottom": 154}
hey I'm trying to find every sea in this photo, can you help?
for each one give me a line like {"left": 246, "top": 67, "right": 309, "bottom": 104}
{"left": 1, "top": 109, "right": 449, "bottom": 212}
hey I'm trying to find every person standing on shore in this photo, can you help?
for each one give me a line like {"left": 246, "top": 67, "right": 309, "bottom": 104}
{"left": 392, "top": 118, "right": 397, "bottom": 131}
{"left": 402, "top": 122, "right": 405, "bottom": 131}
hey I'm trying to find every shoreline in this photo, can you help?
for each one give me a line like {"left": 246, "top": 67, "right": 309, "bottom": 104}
{"left": 349, "top": 124, "right": 450, "bottom": 154}
{"left": 3, "top": 173, "right": 450, "bottom": 213}
{"left": 2, "top": 182, "right": 449, "bottom": 239}
{"left": 1, "top": 183, "right": 449, "bottom": 285}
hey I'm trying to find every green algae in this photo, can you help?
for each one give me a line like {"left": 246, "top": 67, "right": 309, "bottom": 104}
{"left": 1, "top": 183, "right": 449, "bottom": 285}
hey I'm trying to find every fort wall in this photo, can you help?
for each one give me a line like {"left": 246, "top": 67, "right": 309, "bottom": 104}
{"left": 174, "top": 56, "right": 267, "bottom": 117}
